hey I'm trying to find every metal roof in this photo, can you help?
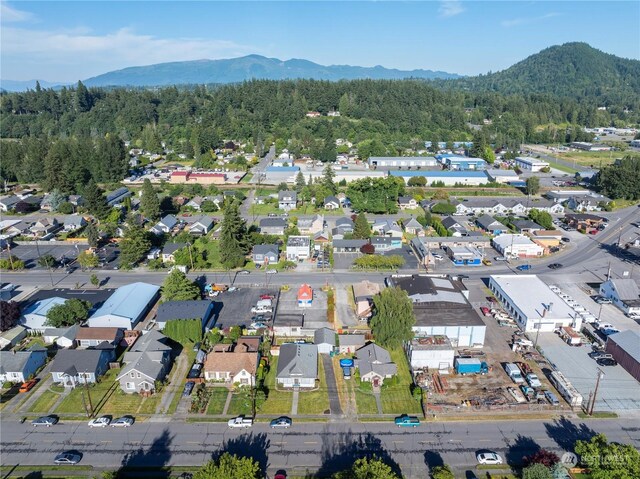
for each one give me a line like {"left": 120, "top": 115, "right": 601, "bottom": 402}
{"left": 389, "top": 170, "right": 488, "bottom": 178}
{"left": 608, "top": 330, "right": 640, "bottom": 363}
{"left": 155, "top": 300, "right": 213, "bottom": 324}
{"left": 90, "top": 283, "right": 159, "bottom": 321}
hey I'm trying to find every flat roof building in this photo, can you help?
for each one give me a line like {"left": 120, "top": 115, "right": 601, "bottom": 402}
{"left": 368, "top": 156, "right": 438, "bottom": 169}
{"left": 389, "top": 170, "right": 488, "bottom": 186}
{"left": 515, "top": 157, "right": 549, "bottom": 172}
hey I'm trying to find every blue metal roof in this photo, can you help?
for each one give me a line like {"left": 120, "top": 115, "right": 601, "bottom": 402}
{"left": 24, "top": 297, "right": 66, "bottom": 317}
{"left": 389, "top": 170, "right": 488, "bottom": 178}
{"left": 266, "top": 166, "right": 300, "bottom": 172}
{"left": 90, "top": 283, "right": 159, "bottom": 320}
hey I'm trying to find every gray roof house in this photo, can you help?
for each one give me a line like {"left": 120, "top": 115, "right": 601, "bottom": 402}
{"left": 475, "top": 214, "right": 507, "bottom": 235}
{"left": 50, "top": 348, "right": 113, "bottom": 388}
{"left": 276, "top": 343, "right": 318, "bottom": 388}
{"left": 278, "top": 191, "right": 297, "bottom": 211}
{"left": 42, "top": 324, "right": 79, "bottom": 349}
{"left": 106, "top": 187, "right": 131, "bottom": 206}
{"left": 335, "top": 217, "right": 354, "bottom": 232}
{"left": 354, "top": 343, "right": 397, "bottom": 384}
{"left": 0, "top": 195, "right": 21, "bottom": 212}
{"left": 398, "top": 196, "right": 418, "bottom": 210}
{"left": 117, "top": 330, "right": 173, "bottom": 394}
{"left": 338, "top": 334, "right": 367, "bottom": 353}
{"left": 298, "top": 215, "right": 324, "bottom": 234}
{"left": 314, "top": 328, "right": 336, "bottom": 355}
{"left": 162, "top": 242, "right": 187, "bottom": 263}
{"left": 63, "top": 216, "right": 87, "bottom": 232}
{"left": 188, "top": 216, "right": 214, "bottom": 235}
{"left": 259, "top": 218, "right": 288, "bottom": 235}
{"left": 151, "top": 214, "right": 178, "bottom": 235}
{"left": 324, "top": 196, "right": 341, "bottom": 210}
{"left": 155, "top": 300, "right": 214, "bottom": 331}
{"left": 403, "top": 217, "right": 424, "bottom": 235}
{"left": 512, "top": 219, "right": 543, "bottom": 233}
{"left": 333, "top": 239, "right": 368, "bottom": 253}
{"left": 252, "top": 244, "right": 280, "bottom": 264}
{"left": 0, "top": 348, "right": 47, "bottom": 383}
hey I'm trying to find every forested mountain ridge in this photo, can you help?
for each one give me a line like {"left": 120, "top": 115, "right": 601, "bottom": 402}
{"left": 79, "top": 54, "right": 460, "bottom": 87}
{"left": 438, "top": 43, "right": 640, "bottom": 106}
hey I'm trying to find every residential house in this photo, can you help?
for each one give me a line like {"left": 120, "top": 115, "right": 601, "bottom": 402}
{"left": 324, "top": 196, "right": 341, "bottom": 210}
{"left": 333, "top": 239, "right": 367, "bottom": 253}
{"left": 371, "top": 220, "right": 403, "bottom": 238}
{"left": 75, "top": 327, "right": 124, "bottom": 348}
{"left": 276, "top": 343, "right": 318, "bottom": 388}
{"left": 106, "top": 187, "right": 131, "bottom": 206}
{"left": 50, "top": 349, "right": 113, "bottom": 388}
{"left": 0, "top": 196, "right": 21, "bottom": 212}
{"left": 259, "top": 218, "right": 287, "bottom": 236}
{"left": 298, "top": 215, "right": 324, "bottom": 235}
{"left": 452, "top": 198, "right": 564, "bottom": 216}
{"left": 513, "top": 220, "right": 543, "bottom": 234}
{"left": 87, "top": 282, "right": 160, "bottom": 329}
{"left": 441, "top": 216, "right": 467, "bottom": 236}
{"left": 338, "top": 334, "right": 366, "bottom": 354}
{"left": 313, "top": 231, "right": 330, "bottom": 244}
{"left": 252, "top": 244, "right": 280, "bottom": 265}
{"left": 0, "top": 348, "right": 47, "bottom": 383}
{"left": 403, "top": 217, "right": 424, "bottom": 236}
{"left": 298, "top": 284, "right": 313, "bottom": 308}
{"left": 475, "top": 215, "right": 506, "bottom": 235}
{"left": 286, "top": 236, "right": 311, "bottom": 261}
{"left": 161, "top": 243, "right": 186, "bottom": 263}
{"left": 185, "top": 196, "right": 205, "bottom": 210}
{"left": 492, "top": 234, "right": 544, "bottom": 258}
{"left": 398, "top": 196, "right": 418, "bottom": 210}
{"left": 0, "top": 325, "right": 28, "bottom": 350}
{"left": 314, "top": 328, "right": 336, "bottom": 354}
{"left": 150, "top": 214, "right": 178, "bottom": 235}
{"left": 567, "top": 194, "right": 611, "bottom": 212}
{"left": 599, "top": 279, "right": 640, "bottom": 315}
{"left": 117, "top": 330, "right": 173, "bottom": 394}
{"left": 278, "top": 191, "right": 297, "bottom": 211}
{"left": 42, "top": 324, "right": 78, "bottom": 348}
{"left": 335, "top": 217, "right": 354, "bottom": 233}
{"left": 68, "top": 195, "right": 84, "bottom": 207}
{"left": 236, "top": 336, "right": 261, "bottom": 353}
{"left": 352, "top": 281, "right": 381, "bottom": 320}
{"left": 31, "top": 218, "right": 59, "bottom": 237}
{"left": 354, "top": 343, "right": 397, "bottom": 385}
{"left": 20, "top": 297, "right": 67, "bottom": 332}
{"left": 188, "top": 216, "right": 213, "bottom": 236}
{"left": 203, "top": 350, "right": 259, "bottom": 386}
{"left": 63, "top": 216, "right": 87, "bottom": 232}
{"left": 155, "top": 300, "right": 214, "bottom": 331}
{"left": 371, "top": 236, "right": 402, "bottom": 251}
{"left": 565, "top": 213, "right": 606, "bottom": 231}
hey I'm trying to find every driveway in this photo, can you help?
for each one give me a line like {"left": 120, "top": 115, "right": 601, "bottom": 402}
{"left": 321, "top": 355, "right": 342, "bottom": 417}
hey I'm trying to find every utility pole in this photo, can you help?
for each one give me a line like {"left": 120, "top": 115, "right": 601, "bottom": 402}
{"left": 83, "top": 371, "right": 94, "bottom": 417}
{"left": 187, "top": 242, "right": 194, "bottom": 271}
{"left": 589, "top": 369, "right": 605, "bottom": 416}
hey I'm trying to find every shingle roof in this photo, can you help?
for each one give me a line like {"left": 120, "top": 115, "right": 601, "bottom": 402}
{"left": 0, "top": 349, "right": 45, "bottom": 374}
{"left": 513, "top": 219, "right": 543, "bottom": 230}
{"left": 441, "top": 216, "right": 462, "bottom": 229}
{"left": 155, "top": 300, "right": 213, "bottom": 324}
{"left": 162, "top": 242, "right": 186, "bottom": 255}
{"left": 90, "top": 283, "right": 159, "bottom": 322}
{"left": 324, "top": 196, "right": 340, "bottom": 205}
{"left": 339, "top": 335, "right": 366, "bottom": 347}
{"left": 253, "top": 244, "right": 279, "bottom": 256}
{"left": 476, "top": 214, "right": 505, "bottom": 230}
{"left": 276, "top": 343, "right": 318, "bottom": 379}
{"left": 314, "top": 328, "right": 336, "bottom": 346}
{"left": 75, "top": 327, "right": 121, "bottom": 341}
{"left": 118, "top": 331, "right": 172, "bottom": 381}
{"left": 259, "top": 218, "right": 287, "bottom": 228}
{"left": 333, "top": 239, "right": 367, "bottom": 248}
{"left": 203, "top": 351, "right": 259, "bottom": 376}
{"left": 278, "top": 190, "right": 297, "bottom": 201}
{"left": 51, "top": 349, "right": 109, "bottom": 376}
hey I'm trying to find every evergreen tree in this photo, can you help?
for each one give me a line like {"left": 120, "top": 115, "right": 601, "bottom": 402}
{"left": 525, "top": 176, "right": 541, "bottom": 195}
{"left": 48, "top": 189, "right": 66, "bottom": 212}
{"left": 295, "top": 171, "right": 306, "bottom": 192}
{"left": 75, "top": 81, "right": 93, "bottom": 113}
{"left": 370, "top": 287, "right": 415, "bottom": 348}
{"left": 83, "top": 180, "right": 110, "bottom": 220}
{"left": 353, "top": 212, "right": 371, "bottom": 239}
{"left": 119, "top": 225, "right": 151, "bottom": 269}
{"left": 322, "top": 163, "right": 337, "bottom": 194}
{"left": 161, "top": 270, "right": 201, "bottom": 301}
{"left": 219, "top": 201, "right": 249, "bottom": 269}
{"left": 85, "top": 221, "right": 100, "bottom": 248}
{"left": 140, "top": 178, "right": 161, "bottom": 221}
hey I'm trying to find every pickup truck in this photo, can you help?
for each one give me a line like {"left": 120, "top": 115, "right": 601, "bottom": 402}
{"left": 227, "top": 416, "right": 253, "bottom": 429}
{"left": 395, "top": 415, "right": 420, "bottom": 427}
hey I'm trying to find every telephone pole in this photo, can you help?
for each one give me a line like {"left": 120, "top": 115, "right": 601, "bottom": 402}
{"left": 589, "top": 369, "right": 605, "bottom": 416}
{"left": 83, "top": 371, "right": 94, "bottom": 417}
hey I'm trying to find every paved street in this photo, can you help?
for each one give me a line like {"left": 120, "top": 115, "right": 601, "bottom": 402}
{"left": 1, "top": 417, "right": 638, "bottom": 477}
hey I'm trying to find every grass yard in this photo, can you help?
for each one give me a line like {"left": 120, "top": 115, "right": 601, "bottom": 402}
{"left": 380, "top": 348, "right": 422, "bottom": 415}
{"left": 226, "top": 392, "right": 253, "bottom": 416}
{"left": 297, "top": 356, "right": 329, "bottom": 415}
{"left": 55, "top": 372, "right": 118, "bottom": 415}
{"left": 259, "top": 357, "right": 293, "bottom": 415}
{"left": 355, "top": 389, "right": 378, "bottom": 415}
{"left": 556, "top": 150, "right": 639, "bottom": 167}
{"left": 0, "top": 386, "right": 20, "bottom": 411}
{"left": 240, "top": 173, "right": 254, "bottom": 183}
{"left": 166, "top": 379, "right": 187, "bottom": 415}
{"left": 27, "top": 389, "right": 62, "bottom": 413}
{"left": 96, "top": 387, "right": 160, "bottom": 415}
{"left": 249, "top": 203, "right": 281, "bottom": 215}
{"left": 205, "top": 388, "right": 229, "bottom": 415}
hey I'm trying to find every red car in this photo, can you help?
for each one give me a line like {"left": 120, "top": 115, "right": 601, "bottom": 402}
{"left": 480, "top": 307, "right": 491, "bottom": 317}
{"left": 589, "top": 229, "right": 598, "bottom": 235}
{"left": 19, "top": 379, "right": 38, "bottom": 393}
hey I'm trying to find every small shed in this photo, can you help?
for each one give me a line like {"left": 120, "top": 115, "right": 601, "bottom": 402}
{"left": 298, "top": 284, "right": 313, "bottom": 308}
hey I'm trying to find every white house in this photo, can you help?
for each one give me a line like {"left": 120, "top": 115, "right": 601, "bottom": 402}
{"left": 286, "top": 236, "right": 311, "bottom": 261}
{"left": 0, "top": 348, "right": 47, "bottom": 383}
{"left": 599, "top": 279, "right": 640, "bottom": 315}
{"left": 203, "top": 351, "right": 259, "bottom": 386}
{"left": 492, "top": 234, "right": 544, "bottom": 258}
{"left": 314, "top": 328, "right": 336, "bottom": 355}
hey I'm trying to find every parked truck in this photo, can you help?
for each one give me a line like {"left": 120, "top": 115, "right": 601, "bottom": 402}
{"left": 559, "top": 326, "right": 582, "bottom": 346}
{"left": 227, "top": 416, "right": 253, "bottom": 429}
{"left": 504, "top": 363, "right": 525, "bottom": 384}
{"left": 205, "top": 284, "right": 228, "bottom": 296}
{"left": 395, "top": 415, "right": 420, "bottom": 427}
{"left": 454, "top": 358, "right": 489, "bottom": 375}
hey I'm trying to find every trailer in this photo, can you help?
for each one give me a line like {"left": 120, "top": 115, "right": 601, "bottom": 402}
{"left": 560, "top": 326, "right": 582, "bottom": 346}
{"left": 454, "top": 358, "right": 488, "bottom": 375}
{"left": 549, "top": 371, "right": 583, "bottom": 408}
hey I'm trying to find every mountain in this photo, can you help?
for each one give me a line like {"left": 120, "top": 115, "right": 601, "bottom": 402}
{"left": 0, "top": 79, "right": 69, "bottom": 92}
{"left": 443, "top": 42, "right": 640, "bottom": 100}
{"left": 80, "top": 54, "right": 461, "bottom": 87}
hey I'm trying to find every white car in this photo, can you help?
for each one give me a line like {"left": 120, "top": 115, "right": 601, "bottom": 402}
{"left": 432, "top": 254, "right": 444, "bottom": 260}
{"left": 526, "top": 373, "right": 542, "bottom": 388}
{"left": 477, "top": 452, "right": 504, "bottom": 465}
{"left": 597, "top": 322, "right": 614, "bottom": 331}
{"left": 111, "top": 416, "right": 134, "bottom": 427}
{"left": 88, "top": 416, "right": 111, "bottom": 428}
{"left": 266, "top": 269, "right": 278, "bottom": 274}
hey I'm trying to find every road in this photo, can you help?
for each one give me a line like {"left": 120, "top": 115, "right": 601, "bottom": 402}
{"left": 249, "top": 144, "right": 275, "bottom": 184}
{"left": 522, "top": 144, "right": 588, "bottom": 172}
{"left": 2, "top": 417, "right": 639, "bottom": 477}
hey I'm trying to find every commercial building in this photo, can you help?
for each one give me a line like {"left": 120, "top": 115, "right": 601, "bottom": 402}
{"left": 286, "top": 236, "right": 311, "bottom": 261}
{"left": 486, "top": 169, "right": 520, "bottom": 184}
{"left": 155, "top": 300, "right": 214, "bottom": 331}
{"left": 492, "top": 234, "right": 544, "bottom": 258}
{"left": 20, "top": 297, "right": 67, "bottom": 332}
{"left": 606, "top": 330, "right": 640, "bottom": 382}
{"left": 368, "top": 156, "right": 438, "bottom": 169}
{"left": 447, "top": 245, "right": 483, "bottom": 266}
{"left": 489, "top": 275, "right": 581, "bottom": 332}
{"left": 387, "top": 274, "right": 486, "bottom": 347}
{"left": 599, "top": 279, "right": 640, "bottom": 315}
{"left": 444, "top": 157, "right": 487, "bottom": 171}
{"left": 406, "top": 338, "right": 455, "bottom": 370}
{"left": 411, "top": 236, "right": 491, "bottom": 267}
{"left": 170, "top": 170, "right": 226, "bottom": 185}
{"left": 515, "top": 157, "right": 550, "bottom": 172}
{"left": 264, "top": 166, "right": 300, "bottom": 184}
{"left": 389, "top": 170, "right": 488, "bottom": 186}
{"left": 88, "top": 283, "right": 160, "bottom": 329}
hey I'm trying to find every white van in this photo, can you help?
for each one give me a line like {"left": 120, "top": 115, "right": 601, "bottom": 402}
{"left": 504, "top": 363, "right": 524, "bottom": 384}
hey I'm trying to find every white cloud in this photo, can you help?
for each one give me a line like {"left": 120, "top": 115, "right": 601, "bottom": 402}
{"left": 439, "top": 0, "right": 465, "bottom": 18}
{"left": 1, "top": 26, "right": 260, "bottom": 81}
{"left": 501, "top": 12, "right": 561, "bottom": 28}
{"left": 0, "top": 1, "right": 34, "bottom": 22}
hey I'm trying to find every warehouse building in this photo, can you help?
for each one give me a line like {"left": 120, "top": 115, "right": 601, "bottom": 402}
{"left": 489, "top": 275, "right": 581, "bottom": 333}
{"left": 515, "top": 157, "right": 549, "bottom": 172}
{"left": 444, "top": 157, "right": 487, "bottom": 171}
{"left": 492, "top": 234, "right": 544, "bottom": 258}
{"left": 486, "top": 169, "right": 520, "bottom": 184}
{"left": 389, "top": 170, "right": 489, "bottom": 186}
{"left": 368, "top": 156, "right": 438, "bottom": 169}
{"left": 88, "top": 283, "right": 160, "bottom": 330}
{"left": 605, "top": 330, "right": 640, "bottom": 382}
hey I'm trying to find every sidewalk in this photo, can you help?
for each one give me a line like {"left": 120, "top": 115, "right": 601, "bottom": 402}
{"left": 155, "top": 352, "right": 191, "bottom": 414}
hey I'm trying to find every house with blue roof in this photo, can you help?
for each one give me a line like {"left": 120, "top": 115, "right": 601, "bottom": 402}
{"left": 389, "top": 170, "right": 489, "bottom": 186}
{"left": 20, "top": 297, "right": 67, "bottom": 332}
{"left": 88, "top": 283, "right": 160, "bottom": 329}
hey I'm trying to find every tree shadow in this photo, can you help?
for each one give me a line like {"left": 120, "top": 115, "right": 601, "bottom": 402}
{"left": 424, "top": 450, "right": 445, "bottom": 471}
{"left": 505, "top": 434, "right": 540, "bottom": 466}
{"left": 215, "top": 432, "right": 270, "bottom": 473}
{"left": 316, "top": 429, "right": 401, "bottom": 478}
{"left": 113, "top": 428, "right": 174, "bottom": 478}
{"left": 544, "top": 416, "right": 596, "bottom": 451}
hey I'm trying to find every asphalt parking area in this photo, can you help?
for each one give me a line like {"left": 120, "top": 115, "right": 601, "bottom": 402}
{"left": 24, "top": 288, "right": 116, "bottom": 310}
{"left": 211, "top": 286, "right": 279, "bottom": 330}
{"left": 277, "top": 288, "right": 329, "bottom": 329}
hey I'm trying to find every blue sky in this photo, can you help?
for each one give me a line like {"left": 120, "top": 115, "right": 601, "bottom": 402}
{"left": 1, "top": 1, "right": 639, "bottom": 82}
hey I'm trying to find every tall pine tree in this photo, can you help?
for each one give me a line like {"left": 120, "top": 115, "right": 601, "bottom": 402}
{"left": 219, "top": 201, "right": 249, "bottom": 269}
{"left": 322, "top": 163, "right": 337, "bottom": 194}
{"left": 353, "top": 212, "right": 371, "bottom": 239}
{"left": 83, "top": 180, "right": 110, "bottom": 220}
{"left": 140, "top": 179, "right": 161, "bottom": 221}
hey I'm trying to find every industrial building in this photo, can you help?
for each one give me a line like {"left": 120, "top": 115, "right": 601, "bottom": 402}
{"left": 485, "top": 169, "right": 520, "bottom": 184}
{"left": 515, "top": 157, "right": 549, "bottom": 172}
{"left": 389, "top": 170, "right": 489, "bottom": 186}
{"left": 492, "top": 234, "right": 545, "bottom": 258}
{"left": 387, "top": 274, "right": 486, "bottom": 347}
{"left": 488, "top": 275, "right": 581, "bottom": 333}
{"left": 368, "top": 156, "right": 438, "bottom": 169}
{"left": 88, "top": 283, "right": 160, "bottom": 330}
{"left": 606, "top": 330, "right": 640, "bottom": 382}
{"left": 599, "top": 279, "right": 640, "bottom": 315}
{"left": 444, "top": 157, "right": 487, "bottom": 171}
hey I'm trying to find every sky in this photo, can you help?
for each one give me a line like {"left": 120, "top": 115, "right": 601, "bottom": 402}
{"left": 1, "top": 0, "right": 639, "bottom": 82}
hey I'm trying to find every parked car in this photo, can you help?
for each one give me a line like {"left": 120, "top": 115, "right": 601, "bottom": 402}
{"left": 19, "top": 379, "right": 38, "bottom": 393}
{"left": 270, "top": 416, "right": 292, "bottom": 429}
{"left": 268, "top": 213, "right": 277, "bottom": 217}
{"left": 32, "top": 415, "right": 58, "bottom": 427}
{"left": 494, "top": 256, "right": 508, "bottom": 261}
{"left": 182, "top": 382, "right": 195, "bottom": 397}
{"left": 476, "top": 452, "right": 503, "bottom": 465}
{"left": 238, "top": 270, "right": 250, "bottom": 275}
{"left": 187, "top": 363, "right": 202, "bottom": 379}
{"left": 594, "top": 296, "right": 612, "bottom": 304}
{"left": 266, "top": 269, "right": 278, "bottom": 274}
{"left": 561, "top": 237, "right": 571, "bottom": 243}
{"left": 589, "top": 351, "right": 613, "bottom": 360}
{"left": 596, "top": 357, "right": 618, "bottom": 367}
{"left": 601, "top": 328, "right": 620, "bottom": 336}
{"left": 544, "top": 390, "right": 560, "bottom": 405}
{"left": 88, "top": 416, "right": 111, "bottom": 428}
{"left": 54, "top": 451, "right": 82, "bottom": 465}
{"left": 111, "top": 416, "right": 135, "bottom": 427}
{"left": 516, "top": 264, "right": 532, "bottom": 271}
{"left": 482, "top": 259, "right": 492, "bottom": 266}
{"left": 526, "top": 373, "right": 542, "bottom": 388}
{"left": 394, "top": 414, "right": 420, "bottom": 427}
{"left": 548, "top": 263, "right": 563, "bottom": 270}
{"left": 480, "top": 307, "right": 491, "bottom": 317}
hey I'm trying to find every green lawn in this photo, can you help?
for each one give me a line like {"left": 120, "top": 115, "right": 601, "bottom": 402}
{"left": 297, "top": 356, "right": 329, "bottom": 415}
{"left": 355, "top": 390, "right": 379, "bottom": 414}
{"left": 166, "top": 379, "right": 187, "bottom": 415}
{"left": 55, "top": 372, "right": 118, "bottom": 415}
{"left": 240, "top": 173, "right": 254, "bottom": 183}
{"left": 205, "top": 388, "right": 229, "bottom": 415}
{"left": 27, "top": 389, "right": 61, "bottom": 413}
{"left": 97, "top": 387, "right": 160, "bottom": 415}
{"left": 226, "top": 392, "right": 253, "bottom": 416}
{"left": 259, "top": 358, "right": 293, "bottom": 415}
{"left": 380, "top": 348, "right": 422, "bottom": 415}
{"left": 249, "top": 203, "right": 281, "bottom": 215}
{"left": 556, "top": 149, "right": 639, "bottom": 167}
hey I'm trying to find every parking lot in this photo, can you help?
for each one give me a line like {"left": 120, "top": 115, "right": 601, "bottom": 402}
{"left": 0, "top": 243, "right": 88, "bottom": 269}
{"left": 277, "top": 287, "right": 329, "bottom": 330}
{"left": 24, "top": 288, "right": 116, "bottom": 311}
{"left": 209, "top": 286, "right": 279, "bottom": 330}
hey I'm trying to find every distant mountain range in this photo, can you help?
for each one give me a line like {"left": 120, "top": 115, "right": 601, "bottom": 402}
{"left": 0, "top": 79, "right": 68, "bottom": 92}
